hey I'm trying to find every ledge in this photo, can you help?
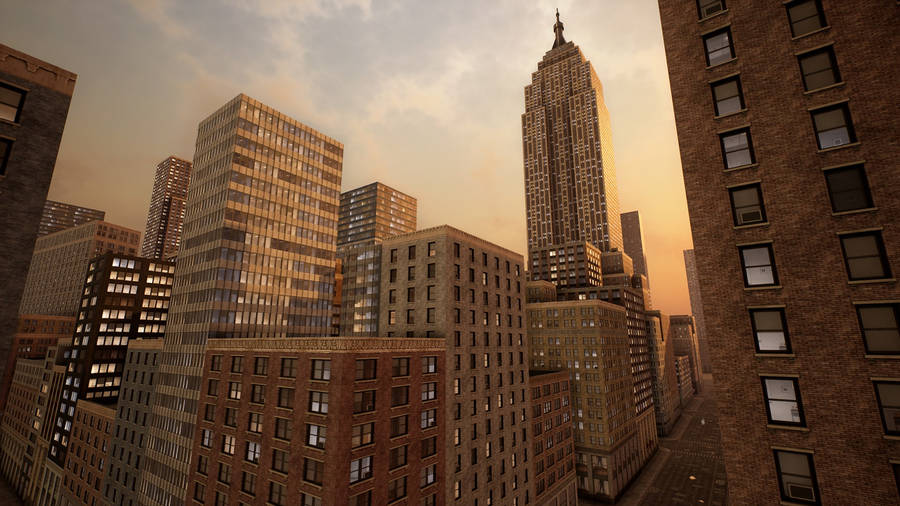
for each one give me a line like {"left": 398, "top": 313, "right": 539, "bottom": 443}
{"left": 734, "top": 222, "right": 770, "bottom": 230}
{"left": 714, "top": 108, "right": 748, "bottom": 120}
{"left": 698, "top": 9, "right": 729, "bottom": 23}
{"left": 804, "top": 81, "right": 845, "bottom": 95}
{"left": 767, "top": 424, "right": 810, "bottom": 433}
{"left": 706, "top": 57, "right": 737, "bottom": 70}
{"left": 724, "top": 163, "right": 759, "bottom": 173}
{"left": 865, "top": 355, "right": 900, "bottom": 360}
{"left": 832, "top": 207, "right": 877, "bottom": 217}
{"left": 817, "top": 141, "right": 860, "bottom": 154}
{"left": 755, "top": 353, "right": 795, "bottom": 358}
{"left": 848, "top": 278, "right": 896, "bottom": 286}
{"left": 744, "top": 285, "right": 783, "bottom": 292}
{"left": 790, "top": 25, "right": 831, "bottom": 41}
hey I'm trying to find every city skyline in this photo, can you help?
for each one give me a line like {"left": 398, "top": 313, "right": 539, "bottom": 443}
{"left": 1, "top": 0, "right": 694, "bottom": 315}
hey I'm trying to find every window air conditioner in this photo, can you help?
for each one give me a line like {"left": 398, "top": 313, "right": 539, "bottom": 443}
{"left": 787, "top": 483, "right": 815, "bottom": 502}
{"left": 739, "top": 210, "right": 762, "bottom": 223}
{"left": 703, "top": 4, "right": 723, "bottom": 17}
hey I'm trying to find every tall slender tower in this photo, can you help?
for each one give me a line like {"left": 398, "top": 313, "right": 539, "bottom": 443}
{"left": 139, "top": 94, "right": 342, "bottom": 506}
{"left": 141, "top": 155, "right": 192, "bottom": 260}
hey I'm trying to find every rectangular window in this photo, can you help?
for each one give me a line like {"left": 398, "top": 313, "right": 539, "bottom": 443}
{"left": 350, "top": 492, "right": 371, "bottom": 506}
{"left": 231, "top": 356, "right": 243, "bottom": 373}
{"left": 272, "top": 449, "right": 288, "bottom": 473}
{"left": 222, "top": 434, "right": 236, "bottom": 455}
{"left": 422, "top": 436, "right": 437, "bottom": 457}
{"left": 274, "top": 418, "right": 292, "bottom": 441}
{"left": 427, "top": 285, "right": 435, "bottom": 300}
{"left": 739, "top": 244, "right": 778, "bottom": 287}
{"left": 824, "top": 164, "right": 873, "bottom": 213}
{"left": 839, "top": 231, "right": 891, "bottom": 281}
{"left": 392, "top": 385, "right": 409, "bottom": 407}
{"left": 427, "top": 263, "right": 436, "bottom": 278}
{"left": 422, "top": 382, "right": 437, "bottom": 401}
{"left": 420, "top": 464, "right": 436, "bottom": 488}
{"left": 409, "top": 245, "right": 416, "bottom": 260}
{"left": 428, "top": 242, "right": 436, "bottom": 256}
{"left": 354, "top": 390, "right": 376, "bottom": 413}
{"left": 422, "top": 356, "right": 437, "bottom": 374}
{"left": 389, "top": 269, "right": 397, "bottom": 282}
{"left": 874, "top": 381, "right": 900, "bottom": 436}
{"left": 355, "top": 359, "right": 377, "bottom": 380}
{"left": 392, "top": 357, "right": 410, "bottom": 377}
{"left": 250, "top": 384, "right": 265, "bottom": 404}
{"left": 798, "top": 46, "right": 839, "bottom": 91}
{"left": 388, "top": 310, "right": 396, "bottom": 325}
{"left": 210, "top": 355, "right": 222, "bottom": 371}
{"left": 719, "top": 128, "right": 755, "bottom": 169}
{"left": 421, "top": 409, "right": 437, "bottom": 429}
{"left": 389, "top": 289, "right": 397, "bottom": 303}
{"left": 352, "top": 422, "right": 374, "bottom": 448}
{"left": 407, "top": 287, "right": 415, "bottom": 303}
{"left": 774, "top": 450, "right": 819, "bottom": 504}
{"left": 856, "top": 303, "right": 900, "bottom": 355}
{"left": 280, "top": 358, "right": 297, "bottom": 378}
{"left": 247, "top": 412, "right": 263, "bottom": 433}
{"left": 245, "top": 441, "right": 261, "bottom": 464}
{"left": 0, "top": 83, "right": 26, "bottom": 123}
{"left": 241, "top": 471, "right": 256, "bottom": 496}
{"left": 388, "top": 476, "right": 407, "bottom": 502}
{"left": 697, "top": 0, "right": 725, "bottom": 19}
{"left": 303, "top": 458, "right": 324, "bottom": 485}
{"left": 311, "top": 359, "right": 331, "bottom": 380}
{"left": 407, "top": 309, "right": 415, "bottom": 324}
{"left": 269, "top": 482, "right": 286, "bottom": 506}
{"left": 426, "top": 307, "right": 435, "bottom": 323}
{"left": 390, "top": 249, "right": 398, "bottom": 262}
{"left": 253, "top": 357, "right": 268, "bottom": 376}
{"left": 761, "top": 377, "right": 805, "bottom": 426}
{"left": 811, "top": 103, "right": 855, "bottom": 149}
{"left": 389, "top": 445, "right": 407, "bottom": 469}
{"left": 703, "top": 27, "right": 734, "bottom": 66}
{"left": 750, "top": 308, "right": 791, "bottom": 353}
{"left": 277, "top": 387, "right": 294, "bottom": 409}
{"left": 711, "top": 76, "right": 744, "bottom": 116}
{"left": 306, "top": 423, "right": 326, "bottom": 449}
{"left": 391, "top": 415, "right": 408, "bottom": 437}
{"left": 729, "top": 183, "right": 766, "bottom": 226}
{"left": 227, "top": 381, "right": 241, "bottom": 400}
{"left": 309, "top": 391, "right": 328, "bottom": 414}
{"left": 408, "top": 266, "right": 415, "bottom": 281}
{"left": 350, "top": 456, "right": 373, "bottom": 484}
{"left": 785, "top": 0, "right": 826, "bottom": 38}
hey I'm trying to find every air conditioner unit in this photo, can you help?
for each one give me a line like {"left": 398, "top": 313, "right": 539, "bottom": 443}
{"left": 739, "top": 210, "right": 763, "bottom": 223}
{"left": 787, "top": 483, "right": 816, "bottom": 502}
{"left": 830, "top": 137, "right": 845, "bottom": 147}
{"left": 703, "top": 3, "right": 724, "bottom": 17}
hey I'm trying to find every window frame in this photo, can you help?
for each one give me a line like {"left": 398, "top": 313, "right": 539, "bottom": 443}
{"left": 738, "top": 243, "right": 779, "bottom": 287}
{"left": 761, "top": 376, "right": 806, "bottom": 427}
{"left": 773, "top": 449, "right": 820, "bottom": 505}
{"left": 710, "top": 75, "right": 745, "bottom": 117}
{"left": 797, "top": 46, "right": 840, "bottom": 92}
{"left": 856, "top": 303, "right": 900, "bottom": 356}
{"left": 838, "top": 231, "right": 892, "bottom": 281}
{"left": 810, "top": 103, "right": 856, "bottom": 150}
{"left": 0, "top": 82, "right": 26, "bottom": 123}
{"left": 728, "top": 183, "right": 767, "bottom": 226}
{"left": 785, "top": 0, "right": 827, "bottom": 38}
{"left": 749, "top": 308, "right": 792, "bottom": 354}
{"left": 874, "top": 381, "right": 900, "bottom": 436}
{"left": 719, "top": 127, "right": 756, "bottom": 170}
{"left": 696, "top": 0, "right": 726, "bottom": 19}
{"left": 702, "top": 26, "right": 734, "bottom": 66}
{"left": 823, "top": 164, "right": 873, "bottom": 213}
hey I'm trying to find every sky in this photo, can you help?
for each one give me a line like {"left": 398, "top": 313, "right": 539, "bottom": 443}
{"left": 3, "top": 0, "right": 695, "bottom": 315}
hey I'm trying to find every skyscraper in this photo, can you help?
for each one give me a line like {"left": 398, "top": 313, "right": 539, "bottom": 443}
{"left": 141, "top": 155, "right": 192, "bottom": 260}
{"left": 38, "top": 200, "right": 105, "bottom": 237}
{"left": 140, "top": 94, "right": 342, "bottom": 506}
{"left": 337, "top": 181, "right": 417, "bottom": 246}
{"left": 659, "top": 1, "right": 899, "bottom": 504}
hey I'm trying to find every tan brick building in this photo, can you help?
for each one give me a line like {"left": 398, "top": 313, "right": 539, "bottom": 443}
{"left": 669, "top": 315, "right": 703, "bottom": 393}
{"left": 659, "top": 1, "right": 900, "bottom": 503}
{"left": 38, "top": 200, "right": 105, "bottom": 237}
{"left": 141, "top": 155, "right": 192, "bottom": 260}
{"left": 529, "top": 370, "right": 577, "bottom": 506}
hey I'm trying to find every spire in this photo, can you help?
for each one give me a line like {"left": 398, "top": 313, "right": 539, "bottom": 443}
{"left": 552, "top": 9, "right": 566, "bottom": 49}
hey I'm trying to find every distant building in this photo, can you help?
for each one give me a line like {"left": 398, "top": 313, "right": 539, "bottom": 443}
{"left": 669, "top": 315, "right": 702, "bottom": 393}
{"left": 0, "top": 43, "right": 76, "bottom": 406}
{"left": 682, "top": 250, "right": 711, "bottom": 373}
{"left": 0, "top": 315, "right": 74, "bottom": 411}
{"left": 337, "top": 182, "right": 416, "bottom": 246}
{"left": 646, "top": 310, "right": 681, "bottom": 436}
{"left": 529, "top": 370, "right": 578, "bottom": 506}
{"left": 674, "top": 355, "right": 694, "bottom": 406}
{"left": 141, "top": 156, "right": 192, "bottom": 260}
{"left": 38, "top": 200, "right": 105, "bottom": 237}
{"left": 621, "top": 211, "right": 652, "bottom": 308}
{"left": 338, "top": 239, "right": 383, "bottom": 336}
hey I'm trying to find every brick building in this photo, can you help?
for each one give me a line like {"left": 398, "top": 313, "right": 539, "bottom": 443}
{"left": 141, "top": 155, "right": 192, "bottom": 260}
{"left": 669, "top": 315, "right": 703, "bottom": 393}
{"left": 0, "top": 315, "right": 74, "bottom": 411}
{"left": 646, "top": 310, "right": 681, "bottom": 436}
{"left": 528, "top": 370, "right": 577, "bottom": 506}
{"left": 683, "top": 249, "right": 712, "bottom": 373}
{"left": 674, "top": 355, "right": 694, "bottom": 406}
{"left": 59, "top": 400, "right": 114, "bottom": 506}
{"left": 187, "top": 337, "right": 444, "bottom": 506}
{"left": 38, "top": 200, "right": 105, "bottom": 237}
{"left": 659, "top": 1, "right": 900, "bottom": 503}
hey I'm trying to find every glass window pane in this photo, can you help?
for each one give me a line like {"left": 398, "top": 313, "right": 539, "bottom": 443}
{"left": 714, "top": 80, "right": 738, "bottom": 101}
{"left": 765, "top": 378, "right": 797, "bottom": 401}
{"left": 826, "top": 167, "right": 870, "bottom": 212}
{"left": 742, "top": 247, "right": 771, "bottom": 267}
{"left": 731, "top": 188, "right": 759, "bottom": 208}
{"left": 0, "top": 104, "right": 17, "bottom": 122}
{"left": 813, "top": 108, "right": 845, "bottom": 132}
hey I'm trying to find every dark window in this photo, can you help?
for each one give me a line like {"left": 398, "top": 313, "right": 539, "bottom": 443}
{"left": 811, "top": 103, "right": 855, "bottom": 149}
{"left": 729, "top": 183, "right": 766, "bottom": 226}
{"left": 422, "top": 356, "right": 438, "bottom": 374}
{"left": 353, "top": 390, "right": 376, "bottom": 413}
{"left": 351, "top": 422, "right": 374, "bottom": 448}
{"left": 738, "top": 244, "right": 778, "bottom": 287}
{"left": 773, "top": 450, "right": 819, "bottom": 504}
{"left": 0, "top": 83, "right": 26, "bottom": 123}
{"left": 697, "top": 0, "right": 725, "bottom": 19}
{"left": 391, "top": 386, "right": 409, "bottom": 407}
{"left": 303, "top": 458, "right": 324, "bottom": 485}
{"left": 856, "top": 303, "right": 900, "bottom": 355}
{"left": 311, "top": 359, "right": 331, "bottom": 380}
{"left": 392, "top": 357, "right": 410, "bottom": 377}
{"left": 355, "top": 359, "right": 377, "bottom": 380}
{"left": 269, "top": 482, "right": 286, "bottom": 506}
{"left": 277, "top": 387, "right": 294, "bottom": 409}
{"left": 428, "top": 242, "right": 436, "bottom": 256}
{"left": 390, "top": 249, "right": 397, "bottom": 262}
{"left": 454, "top": 243, "right": 460, "bottom": 257}
{"left": 761, "top": 377, "right": 805, "bottom": 426}
{"left": 426, "top": 307, "right": 435, "bottom": 323}
{"left": 711, "top": 76, "right": 744, "bottom": 116}
{"left": 719, "top": 128, "right": 755, "bottom": 169}
{"left": 750, "top": 308, "right": 791, "bottom": 353}
{"left": 389, "top": 269, "right": 397, "bottom": 282}
{"left": 703, "top": 27, "right": 734, "bottom": 66}
{"left": 351, "top": 491, "right": 372, "bottom": 506}
{"left": 280, "top": 358, "right": 297, "bottom": 378}
{"left": 407, "top": 309, "right": 415, "bottom": 324}
{"left": 408, "top": 245, "right": 416, "bottom": 260}
{"left": 388, "top": 476, "right": 407, "bottom": 502}
{"left": 389, "top": 445, "right": 407, "bottom": 469}
{"left": 824, "top": 165, "right": 873, "bottom": 213}
{"left": 250, "top": 384, "right": 265, "bottom": 404}
{"left": 875, "top": 381, "right": 900, "bottom": 436}
{"left": 798, "top": 46, "right": 840, "bottom": 91}
{"left": 839, "top": 231, "right": 891, "bottom": 281}
{"left": 253, "top": 357, "right": 268, "bottom": 376}
{"left": 407, "top": 286, "right": 415, "bottom": 303}
{"left": 408, "top": 266, "right": 415, "bottom": 281}
{"left": 274, "top": 418, "right": 292, "bottom": 440}
{"left": 272, "top": 449, "right": 288, "bottom": 473}
{"left": 427, "top": 263, "right": 436, "bottom": 278}
{"left": 390, "top": 415, "right": 408, "bottom": 437}
{"left": 230, "top": 356, "right": 243, "bottom": 373}
{"left": 785, "top": 0, "right": 826, "bottom": 37}
{"left": 422, "top": 436, "right": 437, "bottom": 457}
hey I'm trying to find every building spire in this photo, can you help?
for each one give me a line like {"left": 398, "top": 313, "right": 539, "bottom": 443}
{"left": 552, "top": 9, "right": 566, "bottom": 49}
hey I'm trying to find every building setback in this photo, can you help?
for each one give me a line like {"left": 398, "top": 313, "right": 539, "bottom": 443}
{"left": 683, "top": 249, "right": 711, "bottom": 373}
{"left": 337, "top": 181, "right": 417, "bottom": 246}
{"left": 141, "top": 155, "right": 193, "bottom": 260}
{"left": 0, "top": 315, "right": 74, "bottom": 411}
{"left": 659, "top": 1, "right": 899, "bottom": 504}
{"left": 0, "top": 43, "right": 76, "bottom": 402}
{"left": 140, "top": 94, "right": 342, "bottom": 506}
{"left": 38, "top": 200, "right": 105, "bottom": 237}
{"left": 528, "top": 370, "right": 577, "bottom": 505}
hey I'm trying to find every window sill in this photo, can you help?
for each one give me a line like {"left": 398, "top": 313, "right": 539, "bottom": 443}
{"left": 791, "top": 25, "right": 831, "bottom": 41}
{"left": 848, "top": 278, "right": 896, "bottom": 286}
{"left": 755, "top": 353, "right": 795, "bottom": 358}
{"left": 817, "top": 141, "right": 860, "bottom": 154}
{"left": 714, "top": 108, "right": 748, "bottom": 120}
{"left": 734, "top": 222, "right": 769, "bottom": 230}
{"left": 698, "top": 9, "right": 729, "bottom": 23}
{"left": 832, "top": 207, "right": 877, "bottom": 217}
{"left": 883, "top": 434, "right": 900, "bottom": 441}
{"left": 724, "top": 162, "right": 759, "bottom": 173}
{"left": 744, "top": 285, "right": 783, "bottom": 291}
{"left": 803, "top": 81, "right": 845, "bottom": 95}
{"left": 706, "top": 58, "right": 737, "bottom": 70}
{"left": 865, "top": 354, "right": 900, "bottom": 360}
{"left": 0, "top": 118, "right": 20, "bottom": 127}
{"left": 767, "top": 424, "right": 810, "bottom": 433}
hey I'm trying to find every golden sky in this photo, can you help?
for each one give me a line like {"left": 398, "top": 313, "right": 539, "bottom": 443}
{"left": 4, "top": 0, "right": 695, "bottom": 315}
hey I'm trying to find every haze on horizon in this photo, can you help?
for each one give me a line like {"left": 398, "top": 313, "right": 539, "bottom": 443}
{"left": 2, "top": 0, "right": 694, "bottom": 314}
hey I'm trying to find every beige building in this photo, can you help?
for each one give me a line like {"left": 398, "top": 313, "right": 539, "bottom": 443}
{"left": 19, "top": 220, "right": 140, "bottom": 316}
{"left": 337, "top": 181, "right": 416, "bottom": 246}
{"left": 646, "top": 310, "right": 681, "bottom": 436}
{"left": 141, "top": 155, "right": 192, "bottom": 260}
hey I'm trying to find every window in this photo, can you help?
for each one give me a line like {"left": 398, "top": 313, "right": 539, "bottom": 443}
{"left": 785, "top": 0, "right": 826, "bottom": 38}
{"left": 719, "top": 128, "right": 755, "bottom": 169}
{"left": 774, "top": 450, "right": 819, "bottom": 504}
{"left": 427, "top": 263, "right": 436, "bottom": 278}
{"left": 245, "top": 441, "right": 261, "bottom": 463}
{"left": 421, "top": 409, "right": 437, "bottom": 429}
{"left": 390, "top": 445, "right": 407, "bottom": 469}
{"left": 280, "top": 358, "right": 297, "bottom": 378}
{"left": 350, "top": 491, "right": 372, "bottom": 506}
{"left": 311, "top": 359, "right": 331, "bottom": 380}
{"left": 250, "top": 384, "right": 265, "bottom": 404}
{"left": 203, "top": 403, "right": 215, "bottom": 421}
{"left": 420, "top": 464, "right": 436, "bottom": 488}
{"left": 241, "top": 471, "right": 256, "bottom": 496}
{"left": 390, "top": 249, "right": 398, "bottom": 262}
{"left": 352, "top": 422, "right": 374, "bottom": 447}
{"left": 201, "top": 429, "right": 213, "bottom": 448}
{"left": 274, "top": 418, "right": 292, "bottom": 441}
{"left": 389, "top": 289, "right": 397, "bottom": 303}
{"left": 409, "top": 245, "right": 416, "bottom": 260}
{"left": 210, "top": 355, "right": 222, "bottom": 371}
{"left": 856, "top": 303, "right": 900, "bottom": 355}
{"left": 253, "top": 357, "right": 268, "bottom": 376}
{"left": 407, "top": 309, "right": 415, "bottom": 324}
{"left": 350, "top": 456, "right": 372, "bottom": 483}
{"left": 272, "top": 449, "right": 288, "bottom": 473}
{"left": 711, "top": 76, "right": 744, "bottom": 116}
{"left": 824, "top": 164, "right": 873, "bottom": 213}
{"left": 277, "top": 387, "right": 294, "bottom": 409}
{"left": 231, "top": 356, "right": 243, "bottom": 373}
{"left": 422, "top": 382, "right": 437, "bottom": 401}
{"left": 269, "top": 482, "right": 286, "bottom": 506}
{"left": 426, "top": 308, "right": 435, "bottom": 323}
{"left": 729, "top": 184, "right": 766, "bottom": 226}
{"left": 391, "top": 415, "right": 408, "bottom": 437}
{"left": 739, "top": 244, "right": 778, "bottom": 287}
{"left": 703, "top": 27, "right": 733, "bottom": 66}
{"left": 388, "top": 310, "right": 396, "bottom": 325}
{"left": 197, "top": 454, "right": 209, "bottom": 475}
{"left": 247, "top": 412, "right": 263, "bottom": 433}
{"left": 303, "top": 458, "right": 324, "bottom": 485}
{"left": 309, "top": 391, "right": 328, "bottom": 414}
{"left": 874, "top": 381, "right": 900, "bottom": 436}
{"left": 393, "top": 357, "right": 409, "bottom": 376}
{"left": 761, "top": 377, "right": 805, "bottom": 426}
{"left": 798, "top": 46, "right": 839, "bottom": 91}
{"left": 422, "top": 436, "right": 437, "bottom": 457}
{"left": 839, "top": 232, "right": 891, "bottom": 281}
{"left": 697, "top": 0, "right": 725, "bottom": 19}
{"left": 392, "top": 386, "right": 409, "bottom": 407}
{"left": 222, "top": 434, "right": 236, "bottom": 455}
{"left": 408, "top": 266, "right": 416, "bottom": 281}
{"left": 390, "top": 269, "right": 397, "bottom": 282}
{"left": 388, "top": 476, "right": 407, "bottom": 502}
{"left": 217, "top": 462, "right": 232, "bottom": 484}
{"left": 302, "top": 494, "right": 322, "bottom": 506}
{"left": 408, "top": 287, "right": 415, "bottom": 303}
{"left": 0, "top": 83, "right": 26, "bottom": 123}
{"left": 750, "top": 308, "right": 790, "bottom": 353}
{"left": 306, "top": 424, "right": 326, "bottom": 449}
{"left": 422, "top": 356, "right": 437, "bottom": 374}
{"left": 811, "top": 103, "right": 855, "bottom": 149}
{"left": 428, "top": 242, "right": 436, "bottom": 256}
{"left": 355, "top": 359, "right": 377, "bottom": 380}
{"left": 354, "top": 390, "right": 376, "bottom": 413}
{"left": 228, "top": 382, "right": 242, "bottom": 400}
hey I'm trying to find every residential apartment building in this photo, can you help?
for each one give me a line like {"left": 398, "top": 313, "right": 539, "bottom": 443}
{"left": 19, "top": 221, "right": 141, "bottom": 317}
{"left": 659, "top": 1, "right": 900, "bottom": 503}
{"left": 141, "top": 155, "right": 193, "bottom": 260}
{"left": 529, "top": 370, "right": 577, "bottom": 506}
{"left": 59, "top": 400, "right": 114, "bottom": 506}
{"left": 337, "top": 182, "right": 416, "bottom": 246}
{"left": 39, "top": 200, "right": 105, "bottom": 237}
{"left": 141, "top": 94, "right": 342, "bottom": 506}
{"left": 683, "top": 249, "right": 711, "bottom": 373}
{"left": 646, "top": 311, "right": 681, "bottom": 436}
{"left": 0, "top": 315, "right": 74, "bottom": 411}
{"left": 0, "top": 43, "right": 76, "bottom": 396}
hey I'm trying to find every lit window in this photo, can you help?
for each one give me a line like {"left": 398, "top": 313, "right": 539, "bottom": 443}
{"left": 839, "top": 231, "right": 891, "bottom": 281}
{"left": 729, "top": 183, "right": 766, "bottom": 226}
{"left": 719, "top": 128, "right": 755, "bottom": 169}
{"left": 703, "top": 27, "right": 734, "bottom": 66}
{"left": 785, "top": 0, "right": 826, "bottom": 38}
{"left": 798, "top": 46, "right": 840, "bottom": 91}
{"left": 761, "top": 377, "right": 805, "bottom": 426}
{"left": 774, "top": 450, "right": 819, "bottom": 504}
{"left": 311, "top": 359, "right": 331, "bottom": 380}
{"left": 749, "top": 308, "right": 790, "bottom": 353}
{"left": 738, "top": 244, "right": 778, "bottom": 287}
{"left": 351, "top": 422, "right": 374, "bottom": 448}
{"left": 811, "top": 103, "right": 855, "bottom": 149}
{"left": 306, "top": 423, "right": 326, "bottom": 449}
{"left": 711, "top": 76, "right": 744, "bottom": 116}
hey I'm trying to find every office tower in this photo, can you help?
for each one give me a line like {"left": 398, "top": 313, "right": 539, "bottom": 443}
{"left": 380, "top": 225, "right": 528, "bottom": 506}
{"left": 683, "top": 249, "right": 711, "bottom": 372}
{"left": 187, "top": 337, "right": 444, "bottom": 505}
{"left": 674, "top": 356, "right": 694, "bottom": 405}
{"left": 659, "top": 1, "right": 899, "bottom": 504}
{"left": 0, "top": 315, "right": 74, "bottom": 411}
{"left": 142, "top": 156, "right": 193, "bottom": 260}
{"left": 669, "top": 315, "right": 702, "bottom": 393}
{"left": 0, "top": 44, "right": 76, "bottom": 404}
{"left": 528, "top": 370, "right": 577, "bottom": 505}
{"left": 38, "top": 200, "right": 105, "bottom": 237}
{"left": 645, "top": 310, "right": 681, "bottom": 436}
{"left": 103, "top": 339, "right": 162, "bottom": 506}
{"left": 338, "top": 240, "right": 383, "bottom": 336}
{"left": 141, "top": 94, "right": 342, "bottom": 506}
{"left": 59, "top": 400, "right": 114, "bottom": 506}
{"left": 337, "top": 182, "right": 417, "bottom": 246}
{"left": 621, "top": 211, "right": 652, "bottom": 308}
{"left": 19, "top": 221, "right": 141, "bottom": 316}
{"left": 49, "top": 252, "right": 174, "bottom": 465}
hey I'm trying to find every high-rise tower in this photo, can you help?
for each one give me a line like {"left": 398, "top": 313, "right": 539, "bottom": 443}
{"left": 141, "top": 155, "right": 192, "bottom": 260}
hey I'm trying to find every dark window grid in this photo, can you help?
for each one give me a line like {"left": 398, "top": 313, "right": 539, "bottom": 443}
{"left": 703, "top": 27, "right": 734, "bottom": 66}
{"left": 711, "top": 76, "right": 745, "bottom": 117}
{"left": 874, "top": 381, "right": 900, "bottom": 436}
{"left": 719, "top": 128, "right": 755, "bottom": 169}
{"left": 839, "top": 232, "right": 892, "bottom": 281}
{"left": 761, "top": 377, "right": 806, "bottom": 427}
{"left": 749, "top": 308, "right": 792, "bottom": 354}
{"left": 810, "top": 104, "right": 856, "bottom": 150}
{"left": 823, "top": 165, "right": 873, "bottom": 213}
{"left": 728, "top": 184, "right": 766, "bottom": 226}
{"left": 798, "top": 47, "right": 840, "bottom": 91}
{"left": 773, "top": 450, "right": 820, "bottom": 505}
{"left": 738, "top": 244, "right": 779, "bottom": 287}
{"left": 786, "top": 0, "right": 827, "bottom": 38}
{"left": 856, "top": 304, "right": 900, "bottom": 355}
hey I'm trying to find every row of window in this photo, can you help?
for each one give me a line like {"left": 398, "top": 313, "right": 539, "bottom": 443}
{"left": 209, "top": 355, "right": 439, "bottom": 379}
{"left": 698, "top": 0, "right": 828, "bottom": 40}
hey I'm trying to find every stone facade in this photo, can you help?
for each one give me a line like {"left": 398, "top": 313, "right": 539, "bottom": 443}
{"left": 0, "top": 314, "right": 74, "bottom": 411}
{"left": 646, "top": 310, "right": 681, "bottom": 436}
{"left": 669, "top": 315, "right": 703, "bottom": 393}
